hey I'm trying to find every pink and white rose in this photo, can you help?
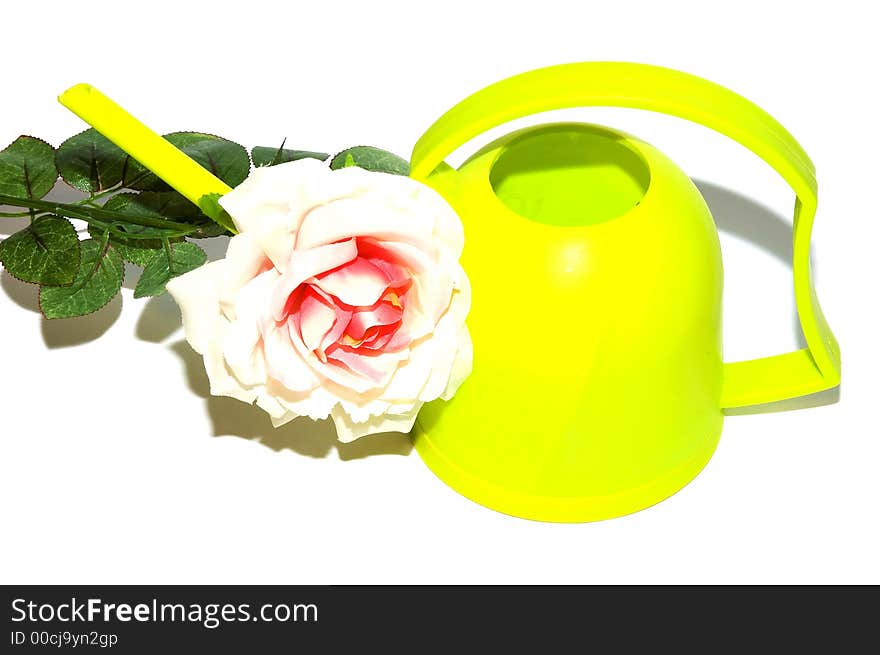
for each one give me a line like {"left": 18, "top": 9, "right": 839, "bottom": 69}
{"left": 166, "top": 158, "right": 471, "bottom": 441}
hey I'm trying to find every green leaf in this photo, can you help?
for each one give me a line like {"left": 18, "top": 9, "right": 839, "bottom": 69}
{"left": 0, "top": 136, "right": 58, "bottom": 199}
{"left": 88, "top": 222, "right": 162, "bottom": 267}
{"left": 105, "top": 190, "right": 229, "bottom": 239}
{"left": 55, "top": 128, "right": 127, "bottom": 193}
{"left": 187, "top": 221, "right": 230, "bottom": 238}
{"left": 125, "top": 133, "right": 250, "bottom": 191}
{"left": 0, "top": 215, "right": 80, "bottom": 285}
{"left": 195, "top": 192, "right": 236, "bottom": 232}
{"left": 40, "top": 239, "right": 123, "bottom": 319}
{"left": 134, "top": 241, "right": 206, "bottom": 298}
{"left": 112, "top": 241, "right": 156, "bottom": 267}
{"left": 329, "top": 146, "right": 410, "bottom": 176}
{"left": 88, "top": 192, "right": 194, "bottom": 266}
{"left": 252, "top": 145, "right": 328, "bottom": 167}
{"left": 105, "top": 190, "right": 202, "bottom": 221}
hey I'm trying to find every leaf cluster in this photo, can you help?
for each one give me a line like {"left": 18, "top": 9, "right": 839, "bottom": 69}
{"left": 0, "top": 131, "right": 408, "bottom": 320}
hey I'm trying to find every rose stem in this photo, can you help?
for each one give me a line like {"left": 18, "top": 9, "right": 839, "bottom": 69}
{"left": 57, "top": 84, "right": 235, "bottom": 231}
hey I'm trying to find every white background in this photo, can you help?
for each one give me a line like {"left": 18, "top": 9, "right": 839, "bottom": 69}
{"left": 1, "top": 1, "right": 877, "bottom": 584}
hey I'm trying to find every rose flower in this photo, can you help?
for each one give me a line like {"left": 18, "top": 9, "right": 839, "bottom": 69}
{"left": 167, "top": 158, "right": 471, "bottom": 441}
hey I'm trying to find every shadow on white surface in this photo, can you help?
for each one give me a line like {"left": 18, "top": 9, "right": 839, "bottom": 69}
{"left": 0, "top": 216, "right": 29, "bottom": 237}
{"left": 695, "top": 179, "right": 807, "bottom": 349}
{"left": 136, "top": 293, "right": 182, "bottom": 343}
{"left": 697, "top": 180, "right": 793, "bottom": 261}
{"left": 695, "top": 179, "right": 841, "bottom": 413}
{"left": 1, "top": 270, "right": 123, "bottom": 347}
{"left": 169, "top": 339, "right": 413, "bottom": 460}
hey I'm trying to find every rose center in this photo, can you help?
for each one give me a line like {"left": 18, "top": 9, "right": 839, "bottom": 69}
{"left": 286, "top": 239, "right": 411, "bottom": 373}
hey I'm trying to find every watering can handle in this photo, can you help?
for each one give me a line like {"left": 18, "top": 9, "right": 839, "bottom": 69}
{"left": 410, "top": 62, "right": 840, "bottom": 408}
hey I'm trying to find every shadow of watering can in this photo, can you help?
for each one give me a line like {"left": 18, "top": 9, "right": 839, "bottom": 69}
{"left": 57, "top": 62, "right": 841, "bottom": 522}
{"left": 408, "top": 62, "right": 840, "bottom": 521}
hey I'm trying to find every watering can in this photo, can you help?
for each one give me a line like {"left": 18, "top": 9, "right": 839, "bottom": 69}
{"left": 58, "top": 62, "right": 840, "bottom": 523}
{"left": 408, "top": 62, "right": 840, "bottom": 521}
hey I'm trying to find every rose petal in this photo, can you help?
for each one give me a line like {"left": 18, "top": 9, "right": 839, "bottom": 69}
{"left": 269, "top": 412, "right": 298, "bottom": 428}
{"left": 254, "top": 389, "right": 289, "bottom": 420}
{"left": 219, "top": 159, "right": 329, "bottom": 271}
{"left": 330, "top": 404, "right": 421, "bottom": 443}
{"left": 297, "top": 288, "right": 343, "bottom": 352}
{"left": 422, "top": 187, "right": 465, "bottom": 257}
{"left": 326, "top": 345, "right": 403, "bottom": 386}
{"left": 319, "top": 311, "right": 350, "bottom": 355}
{"left": 295, "top": 195, "right": 436, "bottom": 253}
{"left": 441, "top": 327, "right": 473, "bottom": 400}
{"left": 222, "top": 269, "right": 278, "bottom": 385}
{"left": 284, "top": 321, "right": 378, "bottom": 395}
{"left": 383, "top": 280, "right": 448, "bottom": 351}
{"left": 263, "top": 324, "right": 320, "bottom": 392}
{"left": 315, "top": 256, "right": 390, "bottom": 307}
{"left": 360, "top": 329, "right": 397, "bottom": 351}
{"left": 346, "top": 303, "right": 402, "bottom": 341}
{"left": 271, "top": 239, "right": 358, "bottom": 321}
{"left": 352, "top": 172, "right": 465, "bottom": 257}
{"left": 265, "top": 378, "right": 338, "bottom": 422}
{"left": 380, "top": 348, "right": 434, "bottom": 403}
{"left": 372, "top": 242, "right": 455, "bottom": 348}
{"left": 219, "top": 159, "right": 326, "bottom": 231}
{"left": 417, "top": 289, "right": 471, "bottom": 402}
{"left": 202, "top": 320, "right": 259, "bottom": 405}
{"left": 218, "top": 232, "right": 272, "bottom": 321}
{"left": 166, "top": 260, "right": 225, "bottom": 355}
{"left": 338, "top": 398, "right": 391, "bottom": 424}
{"left": 356, "top": 239, "right": 411, "bottom": 287}
{"left": 296, "top": 329, "right": 409, "bottom": 394}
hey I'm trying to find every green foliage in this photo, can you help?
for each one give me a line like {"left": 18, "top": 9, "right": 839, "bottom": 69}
{"left": 56, "top": 129, "right": 127, "bottom": 193}
{"left": 0, "top": 215, "right": 80, "bottom": 285}
{"left": 0, "top": 136, "right": 58, "bottom": 199}
{"left": 134, "top": 241, "right": 206, "bottom": 298}
{"left": 252, "top": 144, "right": 328, "bottom": 167}
{"left": 39, "top": 239, "right": 123, "bottom": 319}
{"left": 1, "top": 125, "right": 409, "bottom": 330}
{"left": 196, "top": 192, "right": 235, "bottom": 232}
{"left": 329, "top": 146, "right": 410, "bottom": 176}
{"left": 87, "top": 193, "right": 188, "bottom": 265}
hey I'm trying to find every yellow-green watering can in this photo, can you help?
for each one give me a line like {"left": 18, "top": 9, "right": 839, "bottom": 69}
{"left": 409, "top": 62, "right": 840, "bottom": 522}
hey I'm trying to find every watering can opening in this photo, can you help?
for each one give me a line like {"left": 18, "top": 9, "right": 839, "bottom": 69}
{"left": 488, "top": 124, "right": 651, "bottom": 227}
